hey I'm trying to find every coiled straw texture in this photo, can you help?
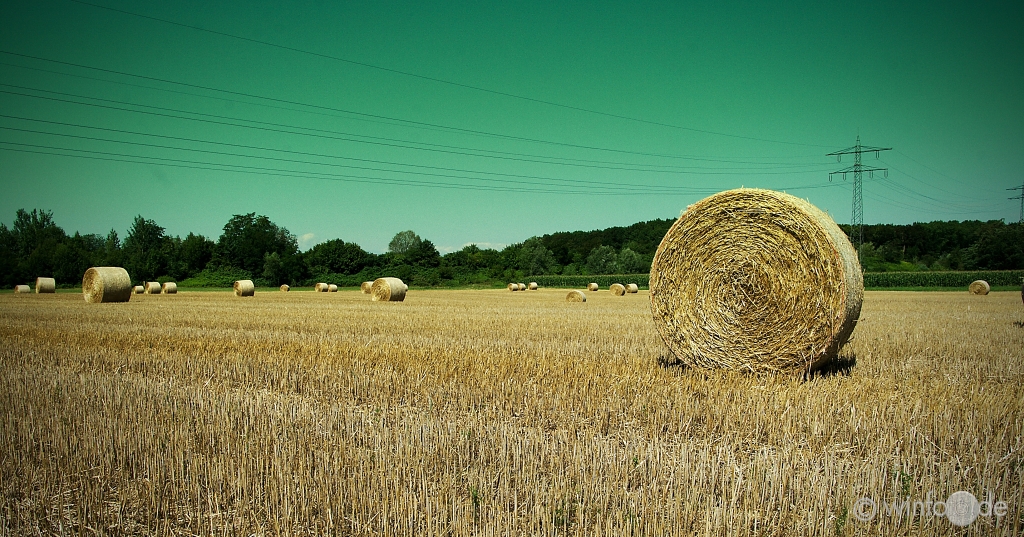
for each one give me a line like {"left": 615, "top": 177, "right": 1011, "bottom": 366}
{"left": 161, "top": 282, "right": 177, "bottom": 294}
{"left": 566, "top": 290, "right": 587, "bottom": 302}
{"left": 969, "top": 280, "right": 990, "bottom": 295}
{"left": 649, "top": 188, "right": 863, "bottom": 373}
{"left": 371, "top": 277, "right": 407, "bottom": 302}
{"left": 361, "top": 281, "right": 373, "bottom": 294}
{"left": 82, "top": 267, "right": 132, "bottom": 303}
{"left": 35, "top": 277, "right": 55, "bottom": 294}
{"left": 233, "top": 280, "right": 255, "bottom": 297}
{"left": 610, "top": 283, "right": 626, "bottom": 296}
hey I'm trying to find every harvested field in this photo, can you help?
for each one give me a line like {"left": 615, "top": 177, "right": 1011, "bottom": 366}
{"left": 0, "top": 290, "right": 1021, "bottom": 535}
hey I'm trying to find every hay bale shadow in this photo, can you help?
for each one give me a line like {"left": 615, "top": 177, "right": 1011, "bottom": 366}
{"left": 1014, "top": 321, "right": 1024, "bottom": 329}
{"left": 806, "top": 353, "right": 857, "bottom": 380}
{"left": 655, "top": 349, "right": 689, "bottom": 371}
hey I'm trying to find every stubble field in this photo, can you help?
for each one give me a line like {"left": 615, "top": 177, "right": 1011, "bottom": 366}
{"left": 0, "top": 288, "right": 1021, "bottom": 536}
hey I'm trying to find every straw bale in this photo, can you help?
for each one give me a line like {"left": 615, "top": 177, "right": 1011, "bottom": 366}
{"left": 82, "top": 267, "right": 132, "bottom": 303}
{"left": 969, "top": 280, "right": 990, "bottom": 295}
{"left": 649, "top": 188, "right": 863, "bottom": 373}
{"left": 234, "top": 279, "right": 255, "bottom": 297}
{"left": 529, "top": 282, "right": 538, "bottom": 290}
{"left": 371, "top": 277, "right": 407, "bottom": 302}
{"left": 280, "top": 284, "right": 290, "bottom": 292}
{"left": 587, "top": 283, "right": 599, "bottom": 291}
{"left": 161, "top": 282, "right": 177, "bottom": 294}
{"left": 361, "top": 281, "right": 373, "bottom": 294}
{"left": 517, "top": 283, "right": 526, "bottom": 291}
{"left": 328, "top": 284, "right": 338, "bottom": 292}
{"left": 13, "top": 284, "right": 30, "bottom": 294}
{"left": 315, "top": 282, "right": 328, "bottom": 292}
{"left": 610, "top": 283, "right": 626, "bottom": 296}
{"left": 144, "top": 281, "right": 161, "bottom": 294}
{"left": 508, "top": 283, "right": 518, "bottom": 292}
{"left": 133, "top": 285, "right": 144, "bottom": 294}
{"left": 35, "top": 277, "right": 55, "bottom": 294}
{"left": 566, "top": 290, "right": 587, "bottom": 302}
{"left": 626, "top": 284, "right": 639, "bottom": 293}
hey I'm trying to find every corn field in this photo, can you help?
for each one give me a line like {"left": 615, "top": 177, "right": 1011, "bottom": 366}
{"left": 1, "top": 289, "right": 1021, "bottom": 535}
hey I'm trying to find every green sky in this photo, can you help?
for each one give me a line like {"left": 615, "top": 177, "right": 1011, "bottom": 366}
{"left": 1, "top": 0, "right": 1021, "bottom": 252}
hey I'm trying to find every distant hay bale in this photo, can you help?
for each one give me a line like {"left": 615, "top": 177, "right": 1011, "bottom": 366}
{"left": 587, "top": 283, "right": 598, "bottom": 291}
{"left": 328, "top": 284, "right": 338, "bottom": 292}
{"left": 566, "top": 290, "right": 587, "bottom": 302}
{"left": 371, "top": 277, "right": 407, "bottom": 302}
{"left": 13, "top": 284, "right": 30, "bottom": 294}
{"left": 610, "top": 283, "right": 626, "bottom": 296}
{"left": 315, "top": 282, "right": 328, "bottom": 292}
{"left": 969, "top": 280, "right": 990, "bottom": 295}
{"left": 133, "top": 285, "right": 144, "bottom": 294}
{"left": 626, "top": 283, "right": 639, "bottom": 293}
{"left": 82, "top": 267, "right": 132, "bottom": 303}
{"left": 529, "top": 282, "right": 538, "bottom": 290}
{"left": 280, "top": 284, "right": 290, "bottom": 292}
{"left": 508, "top": 283, "right": 518, "bottom": 292}
{"left": 35, "top": 277, "right": 55, "bottom": 294}
{"left": 517, "top": 283, "right": 526, "bottom": 291}
{"left": 361, "top": 281, "right": 373, "bottom": 294}
{"left": 233, "top": 279, "right": 255, "bottom": 297}
{"left": 144, "top": 281, "right": 161, "bottom": 294}
{"left": 649, "top": 188, "right": 863, "bottom": 373}
{"left": 161, "top": 282, "right": 177, "bottom": 294}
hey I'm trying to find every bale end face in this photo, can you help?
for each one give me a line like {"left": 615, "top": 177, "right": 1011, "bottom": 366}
{"left": 371, "top": 277, "right": 407, "bottom": 302}
{"left": 969, "top": 280, "right": 990, "bottom": 295}
{"left": 233, "top": 280, "right": 255, "bottom": 297}
{"left": 649, "top": 188, "right": 863, "bottom": 373}
{"left": 610, "top": 283, "right": 626, "bottom": 296}
{"left": 566, "top": 290, "right": 587, "bottom": 302}
{"left": 360, "top": 281, "right": 373, "bottom": 294}
{"left": 82, "top": 267, "right": 132, "bottom": 303}
{"left": 280, "top": 284, "right": 290, "bottom": 292}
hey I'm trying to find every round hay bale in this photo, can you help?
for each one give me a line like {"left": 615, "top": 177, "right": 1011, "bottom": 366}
{"left": 626, "top": 283, "right": 639, "bottom": 293}
{"left": 82, "top": 267, "right": 132, "bottom": 303}
{"left": 35, "top": 277, "right": 55, "bottom": 294}
{"left": 233, "top": 279, "right": 255, "bottom": 297}
{"left": 328, "top": 284, "right": 338, "bottom": 292}
{"left": 650, "top": 188, "right": 863, "bottom": 373}
{"left": 144, "top": 281, "right": 161, "bottom": 294}
{"left": 566, "top": 290, "right": 587, "bottom": 302}
{"left": 610, "top": 283, "right": 626, "bottom": 296}
{"left": 161, "top": 282, "right": 177, "bottom": 294}
{"left": 133, "top": 285, "right": 145, "bottom": 294}
{"left": 518, "top": 283, "right": 526, "bottom": 291}
{"left": 969, "top": 280, "right": 990, "bottom": 295}
{"left": 587, "top": 283, "right": 599, "bottom": 291}
{"left": 280, "top": 284, "right": 290, "bottom": 292}
{"left": 529, "top": 282, "right": 538, "bottom": 290}
{"left": 508, "top": 283, "right": 518, "bottom": 292}
{"left": 371, "top": 277, "right": 407, "bottom": 302}
{"left": 315, "top": 282, "right": 328, "bottom": 292}
{"left": 13, "top": 284, "right": 30, "bottom": 294}
{"left": 361, "top": 281, "right": 373, "bottom": 294}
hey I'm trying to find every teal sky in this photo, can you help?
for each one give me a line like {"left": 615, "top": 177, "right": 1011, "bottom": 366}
{"left": 1, "top": 0, "right": 1021, "bottom": 253}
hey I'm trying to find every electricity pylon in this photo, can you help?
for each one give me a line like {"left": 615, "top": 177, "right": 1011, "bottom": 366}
{"left": 1009, "top": 181, "right": 1024, "bottom": 224}
{"left": 828, "top": 136, "right": 892, "bottom": 252}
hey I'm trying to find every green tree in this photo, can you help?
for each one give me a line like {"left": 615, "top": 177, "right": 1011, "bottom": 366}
{"left": 123, "top": 215, "right": 168, "bottom": 282}
{"left": 517, "top": 237, "right": 558, "bottom": 275}
{"left": 616, "top": 247, "right": 646, "bottom": 273}
{"left": 305, "top": 239, "right": 376, "bottom": 276}
{"left": 217, "top": 213, "right": 298, "bottom": 274}
{"left": 585, "top": 245, "right": 617, "bottom": 275}
{"left": 388, "top": 230, "right": 422, "bottom": 255}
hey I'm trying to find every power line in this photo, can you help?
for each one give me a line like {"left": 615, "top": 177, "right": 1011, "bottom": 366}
{"left": 1010, "top": 180, "right": 1024, "bottom": 224}
{"left": 828, "top": 136, "right": 891, "bottom": 251}
{"left": 66, "top": 0, "right": 833, "bottom": 149}
{"left": 0, "top": 50, "right": 824, "bottom": 163}
{"left": 0, "top": 85, "right": 830, "bottom": 172}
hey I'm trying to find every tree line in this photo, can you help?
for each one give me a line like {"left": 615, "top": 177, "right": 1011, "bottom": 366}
{"left": 1, "top": 209, "right": 1021, "bottom": 289}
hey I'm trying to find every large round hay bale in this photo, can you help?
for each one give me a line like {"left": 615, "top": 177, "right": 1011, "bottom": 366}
{"left": 144, "top": 281, "right": 161, "bottom": 294}
{"left": 233, "top": 279, "right": 255, "bottom": 297}
{"left": 315, "top": 282, "right": 328, "bottom": 292}
{"left": 35, "top": 277, "right": 55, "bottom": 294}
{"left": 626, "top": 283, "right": 639, "bottom": 293}
{"left": 328, "top": 284, "right": 338, "bottom": 292}
{"left": 13, "top": 284, "right": 30, "bottom": 294}
{"left": 610, "top": 283, "right": 626, "bottom": 296}
{"left": 161, "top": 282, "right": 177, "bottom": 294}
{"left": 529, "top": 282, "right": 538, "bottom": 290}
{"left": 508, "top": 283, "right": 518, "bottom": 292}
{"left": 968, "top": 280, "right": 990, "bottom": 295}
{"left": 82, "top": 267, "right": 132, "bottom": 303}
{"left": 517, "top": 283, "right": 526, "bottom": 291}
{"left": 650, "top": 188, "right": 863, "bottom": 373}
{"left": 360, "top": 281, "right": 373, "bottom": 294}
{"left": 280, "top": 284, "right": 290, "bottom": 292}
{"left": 371, "top": 277, "right": 407, "bottom": 302}
{"left": 587, "top": 283, "right": 599, "bottom": 291}
{"left": 133, "top": 285, "right": 144, "bottom": 294}
{"left": 566, "top": 290, "right": 587, "bottom": 302}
